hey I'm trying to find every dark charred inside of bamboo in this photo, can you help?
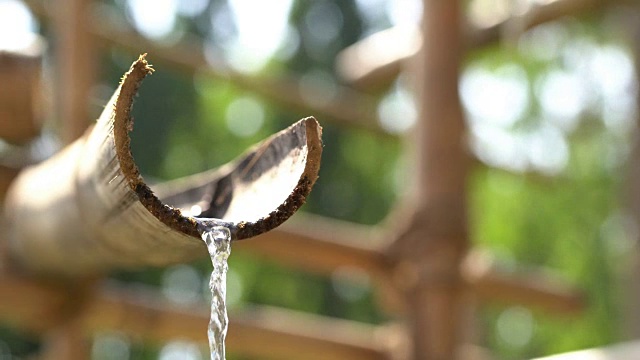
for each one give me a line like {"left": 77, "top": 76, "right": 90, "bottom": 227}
{"left": 3, "top": 55, "right": 322, "bottom": 276}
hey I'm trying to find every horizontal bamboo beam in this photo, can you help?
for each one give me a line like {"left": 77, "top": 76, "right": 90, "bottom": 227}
{"left": 23, "top": 0, "right": 387, "bottom": 137}
{"left": 470, "top": 268, "right": 584, "bottom": 314}
{"left": 226, "top": 305, "right": 389, "bottom": 360}
{"left": 0, "top": 274, "right": 391, "bottom": 360}
{"left": 0, "top": 257, "right": 576, "bottom": 359}
{"left": 235, "top": 213, "right": 386, "bottom": 276}
{"left": 462, "top": 252, "right": 585, "bottom": 314}
{"left": 469, "top": 0, "right": 624, "bottom": 48}
{"left": 336, "top": 0, "right": 626, "bottom": 91}
{"left": 335, "top": 26, "right": 420, "bottom": 93}
{"left": 237, "top": 214, "right": 585, "bottom": 315}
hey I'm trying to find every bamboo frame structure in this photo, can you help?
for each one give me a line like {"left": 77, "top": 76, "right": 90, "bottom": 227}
{"left": 54, "top": 0, "right": 95, "bottom": 143}
{"left": 336, "top": 0, "right": 633, "bottom": 92}
{"left": 22, "top": 0, "right": 385, "bottom": 137}
{"left": 391, "top": 2, "right": 468, "bottom": 357}
{"left": 0, "top": 272, "right": 391, "bottom": 360}
{"left": 2, "top": 0, "right": 637, "bottom": 359}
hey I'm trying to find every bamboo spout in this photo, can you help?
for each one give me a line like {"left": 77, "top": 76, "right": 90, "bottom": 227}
{"left": 3, "top": 55, "right": 323, "bottom": 277}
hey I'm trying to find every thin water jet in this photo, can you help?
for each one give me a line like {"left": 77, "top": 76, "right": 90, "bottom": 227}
{"left": 199, "top": 225, "right": 232, "bottom": 360}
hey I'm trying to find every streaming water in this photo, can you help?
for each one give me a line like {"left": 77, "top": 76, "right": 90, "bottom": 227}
{"left": 201, "top": 226, "right": 232, "bottom": 360}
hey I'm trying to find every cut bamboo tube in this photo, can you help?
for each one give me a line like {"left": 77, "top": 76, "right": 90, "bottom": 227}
{"left": 3, "top": 55, "right": 322, "bottom": 276}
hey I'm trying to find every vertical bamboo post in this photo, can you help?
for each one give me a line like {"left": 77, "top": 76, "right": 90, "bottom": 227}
{"left": 54, "top": 0, "right": 95, "bottom": 143}
{"left": 0, "top": 46, "right": 44, "bottom": 200}
{"left": 391, "top": 0, "right": 469, "bottom": 358}
{"left": 415, "top": 0, "right": 466, "bottom": 216}
{"left": 39, "top": 1, "right": 95, "bottom": 356}
{"left": 40, "top": 318, "right": 91, "bottom": 360}
{"left": 39, "top": 281, "right": 95, "bottom": 360}
{"left": 0, "top": 45, "right": 44, "bottom": 144}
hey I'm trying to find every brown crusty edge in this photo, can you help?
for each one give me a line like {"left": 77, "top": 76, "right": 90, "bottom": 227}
{"left": 113, "top": 55, "right": 323, "bottom": 240}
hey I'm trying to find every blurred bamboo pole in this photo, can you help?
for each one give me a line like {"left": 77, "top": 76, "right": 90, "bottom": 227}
{"left": 54, "top": 0, "right": 95, "bottom": 143}
{"left": 0, "top": 45, "right": 44, "bottom": 144}
{"left": 337, "top": 0, "right": 630, "bottom": 91}
{"left": 0, "top": 273, "right": 393, "bottom": 360}
{"left": 238, "top": 216, "right": 584, "bottom": 315}
{"left": 40, "top": 323, "right": 90, "bottom": 360}
{"left": 26, "top": 3, "right": 93, "bottom": 347}
{"left": 0, "top": 46, "right": 45, "bottom": 203}
{"left": 380, "top": 0, "right": 469, "bottom": 358}
{"left": 39, "top": 283, "right": 95, "bottom": 360}
{"left": 22, "top": 0, "right": 385, "bottom": 137}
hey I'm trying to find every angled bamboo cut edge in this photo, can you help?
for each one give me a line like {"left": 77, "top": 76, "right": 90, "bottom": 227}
{"left": 2, "top": 54, "right": 322, "bottom": 277}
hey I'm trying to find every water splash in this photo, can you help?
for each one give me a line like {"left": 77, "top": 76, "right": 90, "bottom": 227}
{"left": 201, "top": 226, "right": 232, "bottom": 360}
